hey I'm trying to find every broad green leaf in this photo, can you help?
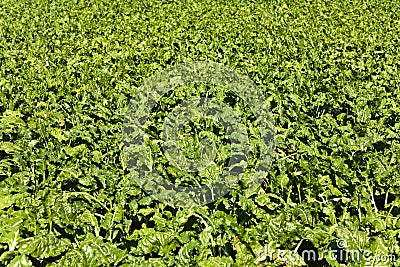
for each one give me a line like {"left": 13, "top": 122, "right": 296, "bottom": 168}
{"left": 18, "top": 234, "right": 71, "bottom": 259}
{"left": 8, "top": 254, "right": 33, "bottom": 267}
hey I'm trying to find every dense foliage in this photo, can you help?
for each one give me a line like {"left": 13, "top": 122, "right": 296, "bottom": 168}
{"left": 1, "top": 0, "right": 399, "bottom": 266}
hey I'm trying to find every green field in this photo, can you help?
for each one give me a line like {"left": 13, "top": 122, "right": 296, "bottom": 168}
{"left": 1, "top": 0, "right": 400, "bottom": 266}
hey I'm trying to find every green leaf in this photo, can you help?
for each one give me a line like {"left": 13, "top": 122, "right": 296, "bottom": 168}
{"left": 0, "top": 142, "right": 22, "bottom": 154}
{"left": 0, "top": 193, "right": 15, "bottom": 210}
{"left": 50, "top": 234, "right": 126, "bottom": 267}
{"left": 17, "top": 234, "right": 71, "bottom": 259}
{"left": 8, "top": 254, "right": 33, "bottom": 267}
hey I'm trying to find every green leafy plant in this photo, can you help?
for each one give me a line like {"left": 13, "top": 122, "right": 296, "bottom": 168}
{"left": 0, "top": 0, "right": 399, "bottom": 266}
